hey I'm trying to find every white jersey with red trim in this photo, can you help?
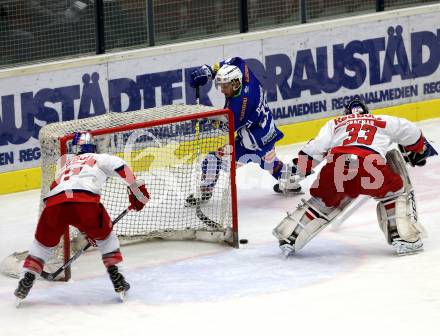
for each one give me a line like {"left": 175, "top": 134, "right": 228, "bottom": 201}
{"left": 302, "top": 114, "right": 423, "bottom": 160}
{"left": 46, "top": 153, "right": 128, "bottom": 198}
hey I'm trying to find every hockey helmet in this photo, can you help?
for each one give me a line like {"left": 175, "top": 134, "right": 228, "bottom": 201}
{"left": 215, "top": 64, "right": 242, "bottom": 92}
{"left": 343, "top": 98, "right": 369, "bottom": 115}
{"left": 72, "top": 131, "right": 96, "bottom": 154}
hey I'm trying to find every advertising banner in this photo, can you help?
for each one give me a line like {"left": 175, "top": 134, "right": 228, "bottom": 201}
{"left": 0, "top": 10, "right": 439, "bottom": 173}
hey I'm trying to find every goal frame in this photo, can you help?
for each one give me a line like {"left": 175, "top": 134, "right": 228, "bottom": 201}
{"left": 58, "top": 108, "right": 239, "bottom": 280}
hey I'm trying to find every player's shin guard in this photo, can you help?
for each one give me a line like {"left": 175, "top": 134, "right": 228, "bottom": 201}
{"left": 273, "top": 197, "right": 350, "bottom": 256}
{"left": 186, "top": 151, "right": 222, "bottom": 206}
{"left": 376, "top": 191, "right": 425, "bottom": 256}
{"left": 26, "top": 239, "right": 54, "bottom": 272}
{"left": 96, "top": 232, "right": 121, "bottom": 266}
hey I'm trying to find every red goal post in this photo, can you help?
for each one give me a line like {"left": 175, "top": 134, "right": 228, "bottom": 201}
{"left": 0, "top": 105, "right": 239, "bottom": 281}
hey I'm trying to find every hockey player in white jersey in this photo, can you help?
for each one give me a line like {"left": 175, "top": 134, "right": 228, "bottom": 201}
{"left": 273, "top": 99, "right": 430, "bottom": 257}
{"left": 14, "top": 131, "right": 150, "bottom": 304}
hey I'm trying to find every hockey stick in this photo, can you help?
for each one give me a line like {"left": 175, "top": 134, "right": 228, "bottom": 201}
{"left": 195, "top": 85, "right": 200, "bottom": 105}
{"left": 195, "top": 205, "right": 220, "bottom": 228}
{"left": 40, "top": 208, "right": 129, "bottom": 281}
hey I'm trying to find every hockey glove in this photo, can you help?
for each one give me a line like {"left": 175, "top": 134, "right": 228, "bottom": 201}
{"left": 408, "top": 150, "right": 427, "bottom": 167}
{"left": 292, "top": 153, "right": 315, "bottom": 177}
{"left": 399, "top": 144, "right": 427, "bottom": 167}
{"left": 190, "top": 65, "right": 214, "bottom": 88}
{"left": 128, "top": 180, "right": 150, "bottom": 211}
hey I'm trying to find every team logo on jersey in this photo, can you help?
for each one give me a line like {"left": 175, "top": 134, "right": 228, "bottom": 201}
{"left": 244, "top": 85, "right": 249, "bottom": 94}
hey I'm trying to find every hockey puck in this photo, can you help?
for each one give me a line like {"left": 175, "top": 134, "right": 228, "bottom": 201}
{"left": 239, "top": 239, "right": 248, "bottom": 244}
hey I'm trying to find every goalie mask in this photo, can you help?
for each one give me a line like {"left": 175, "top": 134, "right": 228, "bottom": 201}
{"left": 72, "top": 131, "right": 96, "bottom": 154}
{"left": 215, "top": 65, "right": 243, "bottom": 92}
{"left": 343, "top": 98, "right": 369, "bottom": 115}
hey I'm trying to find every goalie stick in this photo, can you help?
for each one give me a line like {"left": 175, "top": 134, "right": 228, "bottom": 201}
{"left": 41, "top": 208, "right": 129, "bottom": 281}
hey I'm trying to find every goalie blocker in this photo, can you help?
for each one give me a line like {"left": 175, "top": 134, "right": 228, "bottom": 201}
{"left": 273, "top": 149, "right": 426, "bottom": 257}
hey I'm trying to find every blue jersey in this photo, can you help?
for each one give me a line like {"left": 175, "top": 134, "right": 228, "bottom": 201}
{"left": 214, "top": 57, "right": 283, "bottom": 154}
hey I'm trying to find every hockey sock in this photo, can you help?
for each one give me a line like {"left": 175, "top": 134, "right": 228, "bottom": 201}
{"left": 102, "top": 249, "right": 123, "bottom": 268}
{"left": 265, "top": 159, "right": 283, "bottom": 180}
{"left": 200, "top": 152, "right": 222, "bottom": 191}
{"left": 23, "top": 255, "right": 44, "bottom": 274}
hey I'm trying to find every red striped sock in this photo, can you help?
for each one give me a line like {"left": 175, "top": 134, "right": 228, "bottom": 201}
{"left": 102, "top": 249, "right": 123, "bottom": 268}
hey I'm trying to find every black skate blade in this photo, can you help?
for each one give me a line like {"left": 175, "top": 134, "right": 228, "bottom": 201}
{"left": 273, "top": 184, "right": 304, "bottom": 195}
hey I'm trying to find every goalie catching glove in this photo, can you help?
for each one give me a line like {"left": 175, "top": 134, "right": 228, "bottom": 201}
{"left": 399, "top": 138, "right": 438, "bottom": 167}
{"left": 128, "top": 180, "right": 150, "bottom": 211}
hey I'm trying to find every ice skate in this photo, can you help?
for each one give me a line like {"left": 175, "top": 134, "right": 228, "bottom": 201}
{"left": 107, "top": 265, "right": 130, "bottom": 301}
{"left": 274, "top": 162, "right": 304, "bottom": 195}
{"left": 279, "top": 241, "right": 295, "bottom": 258}
{"left": 14, "top": 272, "right": 36, "bottom": 307}
{"left": 273, "top": 183, "right": 302, "bottom": 195}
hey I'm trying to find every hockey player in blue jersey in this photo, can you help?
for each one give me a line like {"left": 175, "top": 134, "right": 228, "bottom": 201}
{"left": 186, "top": 57, "right": 300, "bottom": 206}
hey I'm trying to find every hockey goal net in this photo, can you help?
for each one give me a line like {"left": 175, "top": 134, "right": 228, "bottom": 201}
{"left": 1, "top": 105, "right": 238, "bottom": 280}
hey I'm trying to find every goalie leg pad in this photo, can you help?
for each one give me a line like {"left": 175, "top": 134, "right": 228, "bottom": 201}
{"left": 378, "top": 149, "right": 426, "bottom": 243}
{"left": 273, "top": 197, "right": 348, "bottom": 253}
{"left": 376, "top": 192, "right": 425, "bottom": 245}
{"left": 385, "top": 149, "right": 413, "bottom": 194}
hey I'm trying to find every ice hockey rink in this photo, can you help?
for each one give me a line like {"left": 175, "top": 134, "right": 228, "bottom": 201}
{"left": 0, "top": 118, "right": 439, "bottom": 336}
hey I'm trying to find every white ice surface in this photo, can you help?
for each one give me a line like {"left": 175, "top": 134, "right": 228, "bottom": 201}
{"left": 1, "top": 119, "right": 440, "bottom": 336}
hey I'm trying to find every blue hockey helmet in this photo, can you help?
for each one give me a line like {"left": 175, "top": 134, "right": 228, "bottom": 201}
{"left": 72, "top": 131, "right": 96, "bottom": 154}
{"left": 343, "top": 98, "right": 369, "bottom": 115}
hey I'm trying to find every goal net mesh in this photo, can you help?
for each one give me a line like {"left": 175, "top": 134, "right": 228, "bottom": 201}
{"left": 0, "top": 105, "right": 238, "bottom": 280}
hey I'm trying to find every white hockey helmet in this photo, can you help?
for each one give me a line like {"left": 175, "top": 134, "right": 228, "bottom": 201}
{"left": 214, "top": 64, "right": 243, "bottom": 91}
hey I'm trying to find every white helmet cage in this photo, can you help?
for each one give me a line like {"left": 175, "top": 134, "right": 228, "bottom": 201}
{"left": 214, "top": 65, "right": 243, "bottom": 91}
